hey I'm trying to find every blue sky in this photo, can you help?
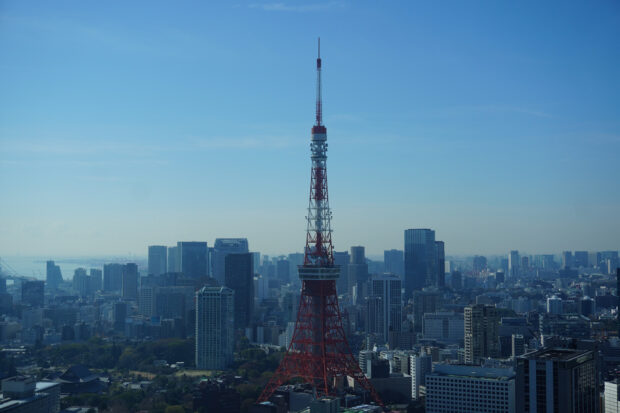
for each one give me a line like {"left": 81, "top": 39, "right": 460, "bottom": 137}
{"left": 1, "top": 1, "right": 619, "bottom": 257}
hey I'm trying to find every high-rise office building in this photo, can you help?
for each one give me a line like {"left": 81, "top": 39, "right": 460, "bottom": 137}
{"left": 516, "top": 348, "right": 598, "bottom": 412}
{"left": 178, "top": 241, "right": 209, "bottom": 279}
{"left": 333, "top": 251, "right": 350, "bottom": 295}
{"left": 426, "top": 364, "right": 515, "bottom": 413}
{"left": 148, "top": 245, "right": 167, "bottom": 276}
{"left": 410, "top": 352, "right": 432, "bottom": 400}
{"left": 511, "top": 334, "right": 525, "bottom": 357}
{"left": 472, "top": 255, "right": 487, "bottom": 274}
{"left": 435, "top": 241, "right": 445, "bottom": 288}
{"left": 103, "top": 263, "right": 123, "bottom": 292}
{"left": 212, "top": 239, "right": 249, "bottom": 283}
{"left": 90, "top": 268, "right": 102, "bottom": 292}
{"left": 276, "top": 259, "right": 290, "bottom": 284}
{"left": 574, "top": 251, "right": 588, "bottom": 268}
{"left": 384, "top": 249, "right": 404, "bottom": 278}
{"left": 404, "top": 229, "right": 436, "bottom": 300}
{"left": 45, "top": 260, "right": 63, "bottom": 290}
{"left": 22, "top": 280, "right": 44, "bottom": 307}
{"left": 508, "top": 250, "right": 520, "bottom": 278}
{"left": 368, "top": 273, "right": 402, "bottom": 342}
{"left": 562, "top": 251, "right": 573, "bottom": 269}
{"left": 72, "top": 268, "right": 90, "bottom": 297}
{"left": 605, "top": 380, "right": 620, "bottom": 413}
{"left": 195, "top": 286, "right": 234, "bottom": 370}
{"left": 167, "top": 246, "right": 179, "bottom": 273}
{"left": 412, "top": 289, "right": 440, "bottom": 332}
{"left": 121, "top": 263, "right": 139, "bottom": 300}
{"left": 348, "top": 246, "right": 369, "bottom": 302}
{"left": 464, "top": 304, "right": 500, "bottom": 364}
{"left": 224, "top": 253, "right": 254, "bottom": 330}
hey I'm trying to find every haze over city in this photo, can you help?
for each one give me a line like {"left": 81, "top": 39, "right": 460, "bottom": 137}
{"left": 1, "top": 1, "right": 619, "bottom": 257}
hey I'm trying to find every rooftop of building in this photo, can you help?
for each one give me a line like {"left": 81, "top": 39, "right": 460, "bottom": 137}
{"left": 520, "top": 347, "right": 591, "bottom": 361}
{"left": 430, "top": 364, "right": 515, "bottom": 380}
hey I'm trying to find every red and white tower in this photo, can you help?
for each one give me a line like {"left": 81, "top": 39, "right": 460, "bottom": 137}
{"left": 258, "top": 39, "right": 383, "bottom": 407}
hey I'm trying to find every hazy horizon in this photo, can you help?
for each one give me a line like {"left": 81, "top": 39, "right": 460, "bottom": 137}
{"left": 1, "top": 1, "right": 619, "bottom": 257}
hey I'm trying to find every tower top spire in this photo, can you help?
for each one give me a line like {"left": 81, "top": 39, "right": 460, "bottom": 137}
{"left": 315, "top": 37, "right": 323, "bottom": 127}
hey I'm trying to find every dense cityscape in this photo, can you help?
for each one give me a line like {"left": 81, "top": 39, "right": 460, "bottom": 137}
{"left": 2, "top": 2, "right": 619, "bottom": 413}
{"left": 1, "top": 241, "right": 619, "bottom": 412}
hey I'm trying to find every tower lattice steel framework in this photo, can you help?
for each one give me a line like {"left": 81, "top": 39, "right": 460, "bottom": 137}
{"left": 258, "top": 39, "right": 383, "bottom": 408}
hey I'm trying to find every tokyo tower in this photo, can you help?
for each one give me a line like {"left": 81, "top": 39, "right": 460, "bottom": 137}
{"left": 258, "top": 39, "right": 383, "bottom": 407}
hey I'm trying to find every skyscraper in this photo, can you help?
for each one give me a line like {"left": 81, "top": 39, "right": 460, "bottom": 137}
{"left": 404, "top": 229, "right": 436, "bottom": 300}
{"left": 46, "top": 260, "right": 63, "bottom": 290}
{"left": 276, "top": 259, "right": 290, "bottom": 284}
{"left": 508, "top": 250, "right": 520, "bottom": 278}
{"left": 368, "top": 273, "right": 402, "bottom": 342}
{"left": 178, "top": 241, "right": 208, "bottom": 279}
{"left": 464, "top": 304, "right": 500, "bottom": 364}
{"left": 574, "top": 251, "right": 589, "bottom": 268}
{"left": 333, "top": 251, "right": 350, "bottom": 295}
{"left": 384, "top": 249, "right": 404, "bottom": 278}
{"left": 562, "top": 251, "right": 573, "bottom": 269}
{"left": 103, "top": 263, "right": 123, "bottom": 292}
{"left": 472, "top": 255, "right": 487, "bottom": 274}
{"left": 516, "top": 348, "right": 598, "bottom": 412}
{"left": 122, "top": 263, "right": 138, "bottom": 300}
{"left": 348, "top": 246, "right": 368, "bottom": 303}
{"left": 195, "top": 286, "right": 234, "bottom": 370}
{"left": 212, "top": 238, "right": 249, "bottom": 283}
{"left": 435, "top": 240, "right": 445, "bottom": 288}
{"left": 148, "top": 245, "right": 167, "bottom": 276}
{"left": 224, "top": 253, "right": 254, "bottom": 330}
{"left": 167, "top": 246, "right": 179, "bottom": 273}
{"left": 90, "top": 268, "right": 102, "bottom": 292}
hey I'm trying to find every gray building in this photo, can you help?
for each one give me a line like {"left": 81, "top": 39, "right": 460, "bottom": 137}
{"left": 178, "top": 241, "right": 208, "bottom": 279}
{"left": 426, "top": 365, "right": 515, "bottom": 413}
{"left": 121, "top": 263, "right": 138, "bottom": 300}
{"left": 348, "top": 246, "right": 368, "bottom": 303}
{"left": 508, "top": 250, "right": 520, "bottom": 278}
{"left": 167, "top": 246, "right": 179, "bottom": 273}
{"left": 0, "top": 376, "right": 60, "bottom": 413}
{"left": 333, "top": 251, "right": 350, "bottom": 295}
{"left": 195, "top": 286, "right": 234, "bottom": 370}
{"left": 384, "top": 249, "right": 404, "bottom": 278}
{"left": 368, "top": 273, "right": 402, "bottom": 343}
{"left": 212, "top": 238, "right": 249, "bottom": 283}
{"left": 516, "top": 348, "right": 598, "bottom": 413}
{"left": 224, "top": 253, "right": 254, "bottom": 330}
{"left": 148, "top": 245, "right": 167, "bottom": 276}
{"left": 45, "top": 261, "right": 63, "bottom": 290}
{"left": 464, "top": 304, "right": 500, "bottom": 364}
{"left": 103, "top": 263, "right": 123, "bottom": 292}
{"left": 404, "top": 229, "right": 436, "bottom": 300}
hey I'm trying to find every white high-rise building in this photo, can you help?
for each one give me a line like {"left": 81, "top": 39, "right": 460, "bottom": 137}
{"left": 426, "top": 364, "right": 515, "bottom": 413}
{"left": 195, "top": 286, "right": 234, "bottom": 370}
{"left": 410, "top": 352, "right": 432, "bottom": 400}
{"left": 605, "top": 380, "right": 620, "bottom": 413}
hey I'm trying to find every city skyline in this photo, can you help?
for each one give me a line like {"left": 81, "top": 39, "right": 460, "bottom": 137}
{"left": 1, "top": 1, "right": 619, "bottom": 257}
